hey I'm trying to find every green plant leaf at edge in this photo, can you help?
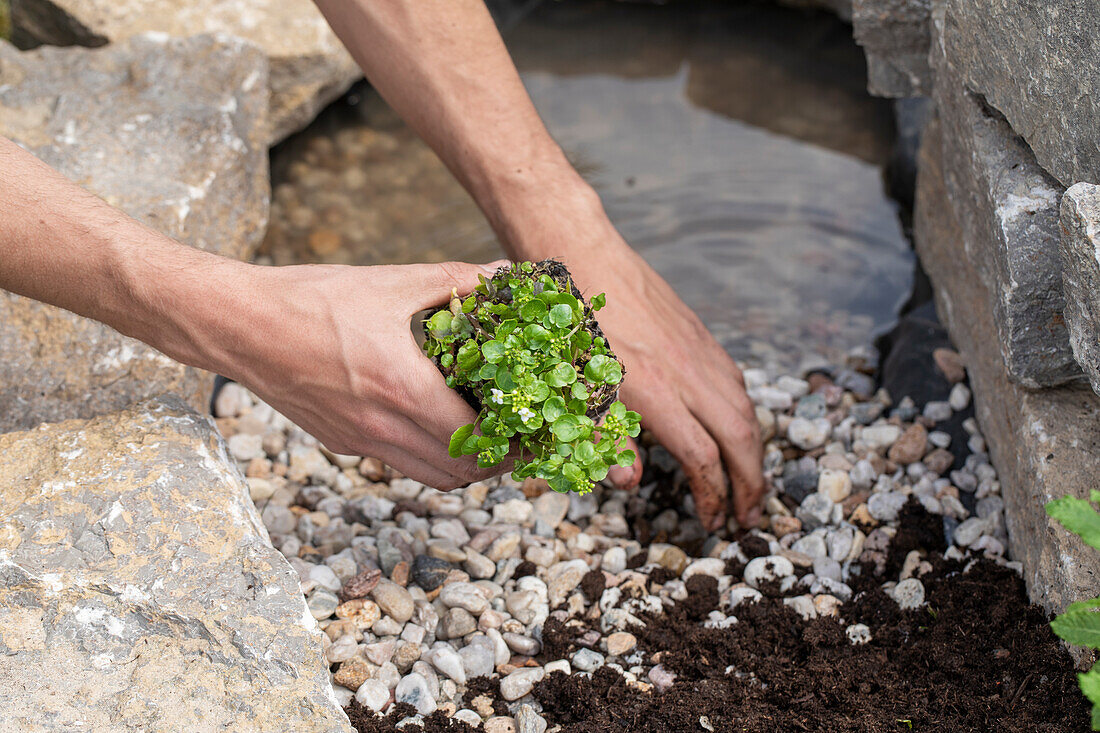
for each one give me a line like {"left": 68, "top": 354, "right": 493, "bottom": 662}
{"left": 1052, "top": 608, "right": 1100, "bottom": 648}
{"left": 1047, "top": 496, "right": 1100, "bottom": 551}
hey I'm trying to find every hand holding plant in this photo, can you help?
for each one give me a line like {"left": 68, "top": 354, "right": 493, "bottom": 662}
{"left": 423, "top": 261, "right": 641, "bottom": 494}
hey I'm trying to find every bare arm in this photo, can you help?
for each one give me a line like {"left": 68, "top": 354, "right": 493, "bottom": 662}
{"left": 312, "top": 0, "right": 766, "bottom": 528}
{"left": 0, "top": 136, "right": 504, "bottom": 489}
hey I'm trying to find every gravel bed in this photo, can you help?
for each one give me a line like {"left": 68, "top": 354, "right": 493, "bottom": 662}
{"left": 213, "top": 351, "right": 1080, "bottom": 732}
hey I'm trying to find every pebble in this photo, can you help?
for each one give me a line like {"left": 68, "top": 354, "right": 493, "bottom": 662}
{"left": 371, "top": 580, "right": 414, "bottom": 623}
{"left": 648, "top": 665, "right": 676, "bottom": 693}
{"left": 743, "top": 555, "right": 794, "bottom": 588}
{"left": 425, "top": 646, "right": 466, "bottom": 685}
{"left": 787, "top": 417, "right": 831, "bottom": 450}
{"left": 441, "top": 608, "right": 477, "bottom": 639}
{"left": 862, "top": 424, "right": 901, "bottom": 451}
{"left": 395, "top": 673, "right": 436, "bottom": 716}
{"left": 949, "top": 383, "right": 971, "bottom": 411}
{"left": 923, "top": 401, "right": 953, "bottom": 422}
{"left": 796, "top": 493, "right": 834, "bottom": 530}
{"left": 572, "top": 648, "right": 605, "bottom": 672}
{"left": 532, "top": 491, "right": 571, "bottom": 528}
{"left": 354, "top": 678, "right": 391, "bottom": 712}
{"left": 846, "top": 623, "right": 873, "bottom": 645}
{"left": 888, "top": 423, "right": 928, "bottom": 465}
{"left": 484, "top": 717, "right": 517, "bottom": 733}
{"left": 867, "top": 491, "right": 907, "bottom": 522}
{"left": 515, "top": 704, "right": 549, "bottom": 733}
{"left": 307, "top": 590, "right": 339, "bottom": 620}
{"left": 439, "top": 582, "right": 490, "bottom": 614}
{"left": 682, "top": 558, "right": 725, "bottom": 579}
{"left": 459, "top": 641, "right": 495, "bottom": 678}
{"left": 500, "top": 667, "right": 545, "bottom": 701}
{"left": 892, "top": 578, "right": 926, "bottom": 610}
{"left": 817, "top": 469, "right": 852, "bottom": 502}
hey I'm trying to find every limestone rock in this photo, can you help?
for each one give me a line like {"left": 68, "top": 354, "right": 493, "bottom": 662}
{"left": 1059, "top": 184, "right": 1100, "bottom": 396}
{"left": 940, "top": 0, "right": 1100, "bottom": 187}
{"left": 0, "top": 397, "right": 351, "bottom": 731}
{"left": 914, "top": 118, "right": 1100, "bottom": 628}
{"left": 10, "top": 0, "right": 361, "bottom": 141}
{"left": 929, "top": 15, "right": 1077, "bottom": 388}
{"left": 853, "top": 0, "right": 931, "bottom": 97}
{"left": 0, "top": 35, "right": 269, "bottom": 432}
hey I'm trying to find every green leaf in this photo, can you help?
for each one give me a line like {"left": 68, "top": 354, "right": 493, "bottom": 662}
{"left": 609, "top": 402, "right": 626, "bottom": 420}
{"left": 1047, "top": 497, "right": 1100, "bottom": 551}
{"left": 1080, "top": 667, "right": 1100, "bottom": 706}
{"left": 616, "top": 449, "right": 636, "bottom": 468}
{"left": 584, "top": 354, "right": 613, "bottom": 383}
{"left": 591, "top": 293, "right": 606, "bottom": 311}
{"left": 524, "top": 323, "right": 552, "bottom": 349}
{"left": 448, "top": 424, "right": 474, "bottom": 458}
{"left": 479, "top": 363, "right": 498, "bottom": 381}
{"left": 587, "top": 461, "right": 609, "bottom": 482}
{"left": 440, "top": 353, "right": 454, "bottom": 368}
{"left": 552, "top": 415, "right": 584, "bottom": 442}
{"left": 460, "top": 433, "right": 481, "bottom": 456}
{"left": 562, "top": 461, "right": 585, "bottom": 484}
{"left": 543, "top": 396, "right": 567, "bottom": 423}
{"left": 457, "top": 341, "right": 481, "bottom": 371}
{"left": 527, "top": 380, "right": 550, "bottom": 403}
{"left": 1069, "top": 599, "right": 1100, "bottom": 614}
{"left": 574, "top": 441, "right": 597, "bottom": 465}
{"left": 520, "top": 299, "right": 548, "bottom": 322}
{"left": 1052, "top": 609, "right": 1100, "bottom": 648}
{"left": 497, "top": 318, "right": 519, "bottom": 337}
{"left": 1092, "top": 489, "right": 1100, "bottom": 504}
{"left": 571, "top": 382, "right": 589, "bottom": 400}
{"left": 549, "top": 303, "right": 574, "bottom": 328}
{"left": 427, "top": 310, "right": 453, "bottom": 337}
{"left": 462, "top": 295, "right": 477, "bottom": 313}
{"left": 545, "top": 362, "right": 578, "bottom": 388}
{"left": 482, "top": 340, "right": 505, "bottom": 364}
{"left": 494, "top": 368, "right": 517, "bottom": 391}
{"left": 1091, "top": 703, "right": 1100, "bottom": 732}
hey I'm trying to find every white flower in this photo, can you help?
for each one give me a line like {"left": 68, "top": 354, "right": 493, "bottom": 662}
{"left": 490, "top": 388, "right": 505, "bottom": 405}
{"left": 517, "top": 406, "right": 536, "bottom": 423}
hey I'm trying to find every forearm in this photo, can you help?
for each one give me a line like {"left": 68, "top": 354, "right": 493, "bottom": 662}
{"left": 0, "top": 136, "right": 254, "bottom": 377}
{"left": 311, "top": 0, "right": 606, "bottom": 259}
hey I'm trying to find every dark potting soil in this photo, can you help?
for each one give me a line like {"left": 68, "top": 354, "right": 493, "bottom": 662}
{"left": 537, "top": 513, "right": 1089, "bottom": 732}
{"left": 345, "top": 701, "right": 475, "bottom": 732}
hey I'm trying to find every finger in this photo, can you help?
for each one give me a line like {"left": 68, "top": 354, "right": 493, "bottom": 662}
{"left": 689, "top": 369, "right": 766, "bottom": 526}
{"left": 689, "top": 400, "right": 765, "bottom": 527}
{"left": 403, "top": 259, "right": 511, "bottom": 313}
{"left": 607, "top": 435, "right": 642, "bottom": 491}
{"left": 629, "top": 389, "right": 728, "bottom": 531}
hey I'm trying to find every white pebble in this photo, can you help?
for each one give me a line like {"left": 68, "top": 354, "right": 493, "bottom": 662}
{"left": 846, "top": 623, "right": 872, "bottom": 645}
{"left": 892, "top": 578, "right": 926, "bottom": 610}
{"left": 743, "top": 555, "right": 794, "bottom": 589}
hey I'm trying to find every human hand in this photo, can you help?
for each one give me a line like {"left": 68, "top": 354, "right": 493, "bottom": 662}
{"left": 506, "top": 196, "right": 765, "bottom": 531}
{"left": 224, "top": 259, "right": 511, "bottom": 490}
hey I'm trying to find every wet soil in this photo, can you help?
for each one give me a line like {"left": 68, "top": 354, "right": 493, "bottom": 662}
{"left": 535, "top": 510, "right": 1089, "bottom": 733}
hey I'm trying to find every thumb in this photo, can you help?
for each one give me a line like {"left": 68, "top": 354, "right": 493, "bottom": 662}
{"left": 407, "top": 259, "right": 511, "bottom": 313}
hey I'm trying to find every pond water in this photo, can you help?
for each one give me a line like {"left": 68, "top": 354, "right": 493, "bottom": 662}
{"left": 261, "top": 0, "right": 913, "bottom": 372}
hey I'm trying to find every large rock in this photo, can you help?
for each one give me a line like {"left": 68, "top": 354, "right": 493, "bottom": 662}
{"left": 940, "top": 0, "right": 1100, "bottom": 187}
{"left": 914, "top": 117, "right": 1100, "bottom": 620}
{"left": 852, "top": 0, "right": 931, "bottom": 97}
{"left": 0, "top": 35, "right": 269, "bottom": 432}
{"left": 929, "top": 13, "right": 1077, "bottom": 388}
{"left": 10, "top": 0, "right": 360, "bottom": 142}
{"left": 0, "top": 397, "right": 351, "bottom": 731}
{"left": 1059, "top": 184, "right": 1100, "bottom": 395}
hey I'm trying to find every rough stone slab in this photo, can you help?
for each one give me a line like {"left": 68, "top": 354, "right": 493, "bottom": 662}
{"left": 914, "top": 117, "right": 1100, "bottom": 620}
{"left": 852, "top": 0, "right": 931, "bottom": 97}
{"left": 1059, "top": 183, "right": 1100, "bottom": 396}
{"left": 929, "top": 13, "right": 1078, "bottom": 388}
{"left": 10, "top": 0, "right": 360, "bottom": 142}
{"left": 0, "top": 397, "right": 351, "bottom": 731}
{"left": 940, "top": 0, "right": 1100, "bottom": 187}
{"left": 0, "top": 34, "right": 269, "bottom": 432}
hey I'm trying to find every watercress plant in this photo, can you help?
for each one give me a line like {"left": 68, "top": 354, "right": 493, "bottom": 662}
{"left": 423, "top": 260, "right": 640, "bottom": 494}
{"left": 1046, "top": 492, "right": 1100, "bottom": 730}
